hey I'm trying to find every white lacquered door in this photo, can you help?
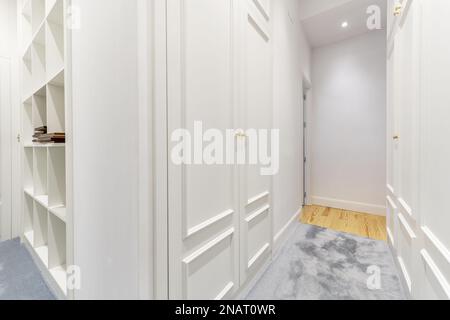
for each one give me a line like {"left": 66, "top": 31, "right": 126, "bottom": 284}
{"left": 417, "top": 0, "right": 450, "bottom": 300}
{"left": 167, "top": 0, "right": 240, "bottom": 300}
{"left": 167, "top": 0, "right": 274, "bottom": 299}
{"left": 389, "top": 0, "right": 421, "bottom": 295}
{"left": 386, "top": 40, "right": 397, "bottom": 248}
{"left": 237, "top": 0, "right": 273, "bottom": 286}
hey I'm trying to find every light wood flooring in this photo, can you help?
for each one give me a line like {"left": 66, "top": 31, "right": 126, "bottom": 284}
{"left": 300, "top": 205, "right": 387, "bottom": 241}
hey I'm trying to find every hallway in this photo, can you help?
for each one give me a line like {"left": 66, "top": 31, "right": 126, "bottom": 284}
{"left": 0, "top": 0, "right": 449, "bottom": 302}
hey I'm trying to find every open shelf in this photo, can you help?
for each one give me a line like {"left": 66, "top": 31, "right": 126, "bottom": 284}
{"left": 46, "top": 1, "right": 64, "bottom": 78}
{"left": 24, "top": 147, "right": 34, "bottom": 192}
{"left": 48, "top": 147, "right": 66, "bottom": 208}
{"left": 46, "top": 22, "right": 64, "bottom": 79}
{"left": 33, "top": 147, "right": 48, "bottom": 199}
{"left": 48, "top": 213, "right": 66, "bottom": 269}
{"left": 23, "top": 97, "right": 33, "bottom": 144}
{"left": 35, "top": 245, "right": 49, "bottom": 268}
{"left": 33, "top": 201, "right": 48, "bottom": 249}
{"left": 32, "top": 85, "right": 47, "bottom": 129}
{"left": 24, "top": 230, "right": 34, "bottom": 247}
{"left": 31, "top": 25, "right": 46, "bottom": 92}
{"left": 22, "top": 47, "right": 32, "bottom": 98}
{"left": 49, "top": 206, "right": 66, "bottom": 222}
{"left": 22, "top": 1, "right": 32, "bottom": 50}
{"left": 49, "top": 68, "right": 64, "bottom": 86}
{"left": 21, "top": 0, "right": 68, "bottom": 298}
{"left": 24, "top": 193, "right": 34, "bottom": 234}
{"left": 46, "top": 0, "right": 58, "bottom": 16}
{"left": 35, "top": 195, "right": 49, "bottom": 209}
{"left": 31, "top": 0, "right": 46, "bottom": 35}
{"left": 24, "top": 187, "right": 34, "bottom": 198}
{"left": 24, "top": 143, "right": 65, "bottom": 148}
{"left": 47, "top": 81, "right": 65, "bottom": 133}
{"left": 50, "top": 266, "right": 67, "bottom": 295}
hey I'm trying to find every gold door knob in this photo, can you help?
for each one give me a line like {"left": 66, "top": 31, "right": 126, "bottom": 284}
{"left": 394, "top": 4, "right": 402, "bottom": 16}
{"left": 393, "top": 135, "right": 400, "bottom": 140}
{"left": 235, "top": 130, "right": 247, "bottom": 138}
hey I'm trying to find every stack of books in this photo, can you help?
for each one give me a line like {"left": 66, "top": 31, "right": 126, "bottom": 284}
{"left": 33, "top": 127, "right": 65, "bottom": 144}
{"left": 32, "top": 126, "right": 47, "bottom": 142}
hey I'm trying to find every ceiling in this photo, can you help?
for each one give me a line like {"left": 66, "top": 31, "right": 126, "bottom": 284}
{"left": 301, "top": 0, "right": 387, "bottom": 48}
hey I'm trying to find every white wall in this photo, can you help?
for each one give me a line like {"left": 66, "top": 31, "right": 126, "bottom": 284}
{"left": 71, "top": 0, "right": 143, "bottom": 299}
{"left": 272, "top": 0, "right": 311, "bottom": 247}
{"left": 0, "top": 0, "right": 17, "bottom": 240}
{"left": 0, "top": 0, "right": 16, "bottom": 58}
{"left": 311, "top": 30, "right": 386, "bottom": 215}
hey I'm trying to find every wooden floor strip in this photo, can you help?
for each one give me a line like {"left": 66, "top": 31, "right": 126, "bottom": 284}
{"left": 301, "top": 205, "right": 387, "bottom": 241}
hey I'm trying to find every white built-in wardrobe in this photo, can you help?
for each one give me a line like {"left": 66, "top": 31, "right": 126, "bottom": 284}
{"left": 166, "top": 0, "right": 274, "bottom": 299}
{"left": 387, "top": 0, "right": 450, "bottom": 299}
{"left": 13, "top": 0, "right": 277, "bottom": 300}
{"left": 17, "top": 0, "right": 72, "bottom": 299}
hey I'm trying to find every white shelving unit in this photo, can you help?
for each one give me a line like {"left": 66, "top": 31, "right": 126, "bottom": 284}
{"left": 19, "top": 0, "right": 71, "bottom": 298}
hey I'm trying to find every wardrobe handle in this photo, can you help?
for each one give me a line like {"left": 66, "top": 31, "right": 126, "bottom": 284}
{"left": 235, "top": 131, "right": 248, "bottom": 138}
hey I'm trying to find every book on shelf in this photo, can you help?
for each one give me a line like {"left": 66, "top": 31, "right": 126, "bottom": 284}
{"left": 32, "top": 131, "right": 66, "bottom": 144}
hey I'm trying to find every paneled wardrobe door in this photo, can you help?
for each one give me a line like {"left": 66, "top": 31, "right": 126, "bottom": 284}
{"left": 390, "top": 0, "right": 421, "bottom": 296}
{"left": 238, "top": 0, "right": 274, "bottom": 287}
{"left": 416, "top": 0, "right": 450, "bottom": 300}
{"left": 386, "top": 40, "right": 398, "bottom": 250}
{"left": 167, "top": 0, "right": 240, "bottom": 300}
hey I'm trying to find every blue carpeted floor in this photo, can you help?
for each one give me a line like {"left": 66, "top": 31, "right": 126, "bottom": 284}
{"left": 0, "top": 238, "right": 55, "bottom": 300}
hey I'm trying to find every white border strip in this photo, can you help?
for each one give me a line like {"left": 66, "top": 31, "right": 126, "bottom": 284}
{"left": 248, "top": 243, "right": 270, "bottom": 269}
{"left": 187, "top": 209, "right": 234, "bottom": 238}
{"left": 183, "top": 228, "right": 234, "bottom": 265}
{"left": 421, "top": 249, "right": 450, "bottom": 299}
{"left": 422, "top": 226, "right": 450, "bottom": 265}
{"left": 398, "top": 213, "right": 417, "bottom": 240}
{"left": 245, "top": 205, "right": 270, "bottom": 224}
{"left": 247, "top": 191, "right": 269, "bottom": 207}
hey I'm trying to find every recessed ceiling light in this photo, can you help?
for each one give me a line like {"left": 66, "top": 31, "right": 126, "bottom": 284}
{"left": 341, "top": 21, "right": 349, "bottom": 28}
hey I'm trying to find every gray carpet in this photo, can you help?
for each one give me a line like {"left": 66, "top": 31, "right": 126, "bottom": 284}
{"left": 247, "top": 224, "right": 406, "bottom": 300}
{"left": 0, "top": 238, "right": 55, "bottom": 300}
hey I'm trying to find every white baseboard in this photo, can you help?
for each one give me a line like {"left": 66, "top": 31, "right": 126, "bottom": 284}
{"left": 311, "top": 196, "right": 386, "bottom": 216}
{"left": 273, "top": 207, "right": 302, "bottom": 254}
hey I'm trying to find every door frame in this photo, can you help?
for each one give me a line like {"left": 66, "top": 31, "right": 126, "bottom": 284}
{"left": 0, "top": 57, "right": 12, "bottom": 241}
{"left": 151, "top": 0, "right": 169, "bottom": 300}
{"left": 302, "top": 74, "right": 312, "bottom": 206}
{"left": 0, "top": 53, "right": 21, "bottom": 241}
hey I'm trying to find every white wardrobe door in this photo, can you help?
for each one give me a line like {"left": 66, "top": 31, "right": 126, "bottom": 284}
{"left": 386, "top": 43, "right": 397, "bottom": 248}
{"left": 391, "top": 0, "right": 421, "bottom": 296}
{"left": 167, "top": 0, "right": 239, "bottom": 300}
{"left": 418, "top": 0, "right": 450, "bottom": 300}
{"left": 238, "top": 0, "right": 273, "bottom": 286}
